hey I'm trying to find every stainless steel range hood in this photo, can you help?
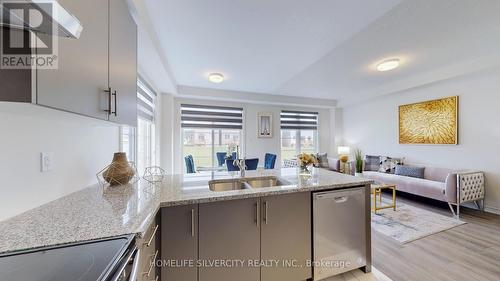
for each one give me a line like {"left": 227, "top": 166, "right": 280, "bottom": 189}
{"left": 1, "top": 0, "right": 83, "bottom": 39}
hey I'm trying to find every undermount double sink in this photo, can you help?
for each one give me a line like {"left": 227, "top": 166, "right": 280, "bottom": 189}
{"left": 208, "top": 176, "right": 292, "bottom": 192}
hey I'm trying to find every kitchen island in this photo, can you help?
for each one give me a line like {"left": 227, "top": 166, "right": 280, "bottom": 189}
{"left": 0, "top": 168, "right": 373, "bottom": 281}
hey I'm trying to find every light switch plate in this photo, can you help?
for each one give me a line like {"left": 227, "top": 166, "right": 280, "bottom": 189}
{"left": 40, "top": 152, "right": 54, "bottom": 172}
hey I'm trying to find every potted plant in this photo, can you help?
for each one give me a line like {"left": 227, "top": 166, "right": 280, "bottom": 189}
{"left": 354, "top": 149, "right": 364, "bottom": 177}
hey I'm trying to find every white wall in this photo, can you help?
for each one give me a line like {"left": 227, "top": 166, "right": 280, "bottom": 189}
{"left": 243, "top": 103, "right": 332, "bottom": 165}
{"left": 160, "top": 93, "right": 175, "bottom": 174}
{"left": 341, "top": 67, "right": 500, "bottom": 213}
{"left": 167, "top": 98, "right": 334, "bottom": 174}
{"left": 0, "top": 103, "right": 119, "bottom": 221}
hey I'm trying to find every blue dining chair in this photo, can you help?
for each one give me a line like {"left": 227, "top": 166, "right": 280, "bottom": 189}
{"left": 245, "top": 158, "right": 259, "bottom": 170}
{"left": 226, "top": 158, "right": 259, "bottom": 171}
{"left": 264, "top": 153, "right": 277, "bottom": 169}
{"left": 184, "top": 155, "right": 195, "bottom": 173}
{"left": 216, "top": 152, "right": 227, "bottom": 166}
{"left": 226, "top": 159, "right": 240, "bottom": 171}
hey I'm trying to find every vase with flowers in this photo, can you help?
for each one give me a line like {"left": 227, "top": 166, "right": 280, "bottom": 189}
{"left": 297, "top": 153, "right": 318, "bottom": 175}
{"left": 226, "top": 143, "right": 238, "bottom": 159}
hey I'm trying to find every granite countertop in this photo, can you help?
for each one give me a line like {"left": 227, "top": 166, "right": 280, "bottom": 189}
{"left": 0, "top": 168, "right": 372, "bottom": 254}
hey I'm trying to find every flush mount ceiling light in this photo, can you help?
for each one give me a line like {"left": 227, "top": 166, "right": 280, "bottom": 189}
{"left": 208, "top": 73, "right": 224, "bottom": 83}
{"left": 376, "top": 59, "right": 400, "bottom": 72}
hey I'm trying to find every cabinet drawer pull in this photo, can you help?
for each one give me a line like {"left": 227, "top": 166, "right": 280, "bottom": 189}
{"left": 144, "top": 225, "right": 159, "bottom": 247}
{"left": 191, "top": 209, "right": 195, "bottom": 237}
{"left": 143, "top": 250, "right": 158, "bottom": 277}
{"left": 255, "top": 201, "right": 260, "bottom": 227}
{"left": 264, "top": 201, "right": 268, "bottom": 224}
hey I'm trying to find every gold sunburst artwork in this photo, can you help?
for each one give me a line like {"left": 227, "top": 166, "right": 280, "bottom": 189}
{"left": 399, "top": 96, "right": 458, "bottom": 144}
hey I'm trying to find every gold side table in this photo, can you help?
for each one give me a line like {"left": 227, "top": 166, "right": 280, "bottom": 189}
{"left": 371, "top": 183, "right": 397, "bottom": 214}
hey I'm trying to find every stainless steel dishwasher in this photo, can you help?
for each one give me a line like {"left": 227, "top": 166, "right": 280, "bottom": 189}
{"left": 313, "top": 187, "right": 366, "bottom": 280}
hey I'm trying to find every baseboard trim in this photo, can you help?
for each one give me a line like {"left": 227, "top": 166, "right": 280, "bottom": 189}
{"left": 485, "top": 206, "right": 500, "bottom": 215}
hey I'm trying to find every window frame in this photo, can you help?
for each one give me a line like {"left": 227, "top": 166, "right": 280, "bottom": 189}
{"left": 279, "top": 110, "right": 320, "bottom": 163}
{"left": 137, "top": 116, "right": 156, "bottom": 173}
{"left": 280, "top": 128, "right": 319, "bottom": 161}
{"left": 119, "top": 126, "right": 136, "bottom": 163}
{"left": 182, "top": 127, "right": 243, "bottom": 170}
{"left": 120, "top": 76, "right": 158, "bottom": 172}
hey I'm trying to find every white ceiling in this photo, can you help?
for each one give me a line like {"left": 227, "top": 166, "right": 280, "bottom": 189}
{"left": 137, "top": 25, "right": 176, "bottom": 94}
{"left": 140, "top": 0, "right": 500, "bottom": 106}
{"left": 277, "top": 0, "right": 500, "bottom": 105}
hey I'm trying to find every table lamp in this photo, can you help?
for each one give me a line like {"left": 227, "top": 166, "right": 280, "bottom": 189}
{"left": 338, "top": 146, "right": 350, "bottom": 163}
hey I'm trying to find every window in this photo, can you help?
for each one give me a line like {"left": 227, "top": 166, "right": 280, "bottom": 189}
{"left": 181, "top": 104, "right": 243, "bottom": 172}
{"left": 120, "top": 126, "right": 136, "bottom": 163}
{"left": 280, "top": 110, "right": 318, "bottom": 164}
{"left": 136, "top": 77, "right": 157, "bottom": 173}
{"left": 120, "top": 76, "right": 157, "bottom": 174}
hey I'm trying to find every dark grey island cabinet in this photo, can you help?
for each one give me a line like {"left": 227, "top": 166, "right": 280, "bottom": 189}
{"left": 160, "top": 192, "right": 312, "bottom": 281}
{"left": 198, "top": 197, "right": 261, "bottom": 281}
{"left": 137, "top": 211, "right": 161, "bottom": 281}
{"left": 161, "top": 204, "right": 199, "bottom": 281}
{"left": 260, "top": 192, "right": 311, "bottom": 281}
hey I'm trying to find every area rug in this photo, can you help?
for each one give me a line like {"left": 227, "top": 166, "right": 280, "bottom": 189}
{"left": 371, "top": 200, "right": 466, "bottom": 244}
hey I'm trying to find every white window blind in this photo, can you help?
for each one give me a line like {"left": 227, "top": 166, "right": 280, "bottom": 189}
{"left": 137, "top": 76, "right": 156, "bottom": 121}
{"left": 181, "top": 104, "right": 243, "bottom": 129}
{"left": 280, "top": 110, "right": 318, "bottom": 130}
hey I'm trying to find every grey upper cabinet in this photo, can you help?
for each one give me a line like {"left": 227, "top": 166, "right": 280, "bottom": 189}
{"left": 36, "top": 0, "right": 109, "bottom": 121}
{"left": 34, "top": 0, "right": 137, "bottom": 125}
{"left": 199, "top": 198, "right": 261, "bottom": 281}
{"left": 161, "top": 205, "right": 198, "bottom": 281}
{"left": 0, "top": 28, "right": 34, "bottom": 103}
{"left": 260, "top": 192, "right": 312, "bottom": 281}
{"left": 109, "top": 0, "right": 137, "bottom": 127}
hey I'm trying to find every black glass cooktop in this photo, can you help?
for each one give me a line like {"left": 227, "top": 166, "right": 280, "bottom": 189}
{"left": 0, "top": 236, "right": 131, "bottom": 281}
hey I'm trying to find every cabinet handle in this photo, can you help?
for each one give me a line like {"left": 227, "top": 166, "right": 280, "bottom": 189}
{"left": 112, "top": 90, "right": 117, "bottom": 116}
{"left": 191, "top": 208, "right": 195, "bottom": 237}
{"left": 255, "top": 201, "right": 260, "bottom": 227}
{"left": 143, "top": 250, "right": 158, "bottom": 277}
{"left": 104, "top": 87, "right": 112, "bottom": 114}
{"left": 264, "top": 201, "right": 268, "bottom": 224}
{"left": 144, "top": 225, "right": 159, "bottom": 247}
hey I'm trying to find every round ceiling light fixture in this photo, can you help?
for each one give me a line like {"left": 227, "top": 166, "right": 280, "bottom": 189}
{"left": 208, "top": 73, "right": 224, "bottom": 83}
{"left": 376, "top": 58, "right": 400, "bottom": 72}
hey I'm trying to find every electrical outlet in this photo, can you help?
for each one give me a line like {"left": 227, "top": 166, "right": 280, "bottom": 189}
{"left": 40, "top": 152, "right": 54, "bottom": 172}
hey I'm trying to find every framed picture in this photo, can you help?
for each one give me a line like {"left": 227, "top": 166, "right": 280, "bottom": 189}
{"left": 257, "top": 112, "right": 273, "bottom": 138}
{"left": 399, "top": 96, "right": 458, "bottom": 144}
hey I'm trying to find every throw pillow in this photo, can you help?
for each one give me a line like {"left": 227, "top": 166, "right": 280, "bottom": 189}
{"left": 316, "top": 153, "right": 329, "bottom": 168}
{"left": 395, "top": 165, "right": 425, "bottom": 178}
{"left": 364, "top": 155, "right": 380, "bottom": 171}
{"left": 378, "top": 157, "right": 404, "bottom": 173}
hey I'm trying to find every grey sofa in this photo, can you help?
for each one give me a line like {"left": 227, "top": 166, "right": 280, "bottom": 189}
{"left": 326, "top": 157, "right": 485, "bottom": 217}
{"left": 362, "top": 167, "right": 459, "bottom": 203}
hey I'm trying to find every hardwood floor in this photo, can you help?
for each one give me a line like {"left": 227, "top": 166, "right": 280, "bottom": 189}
{"left": 326, "top": 267, "right": 393, "bottom": 281}
{"left": 372, "top": 193, "right": 500, "bottom": 281}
